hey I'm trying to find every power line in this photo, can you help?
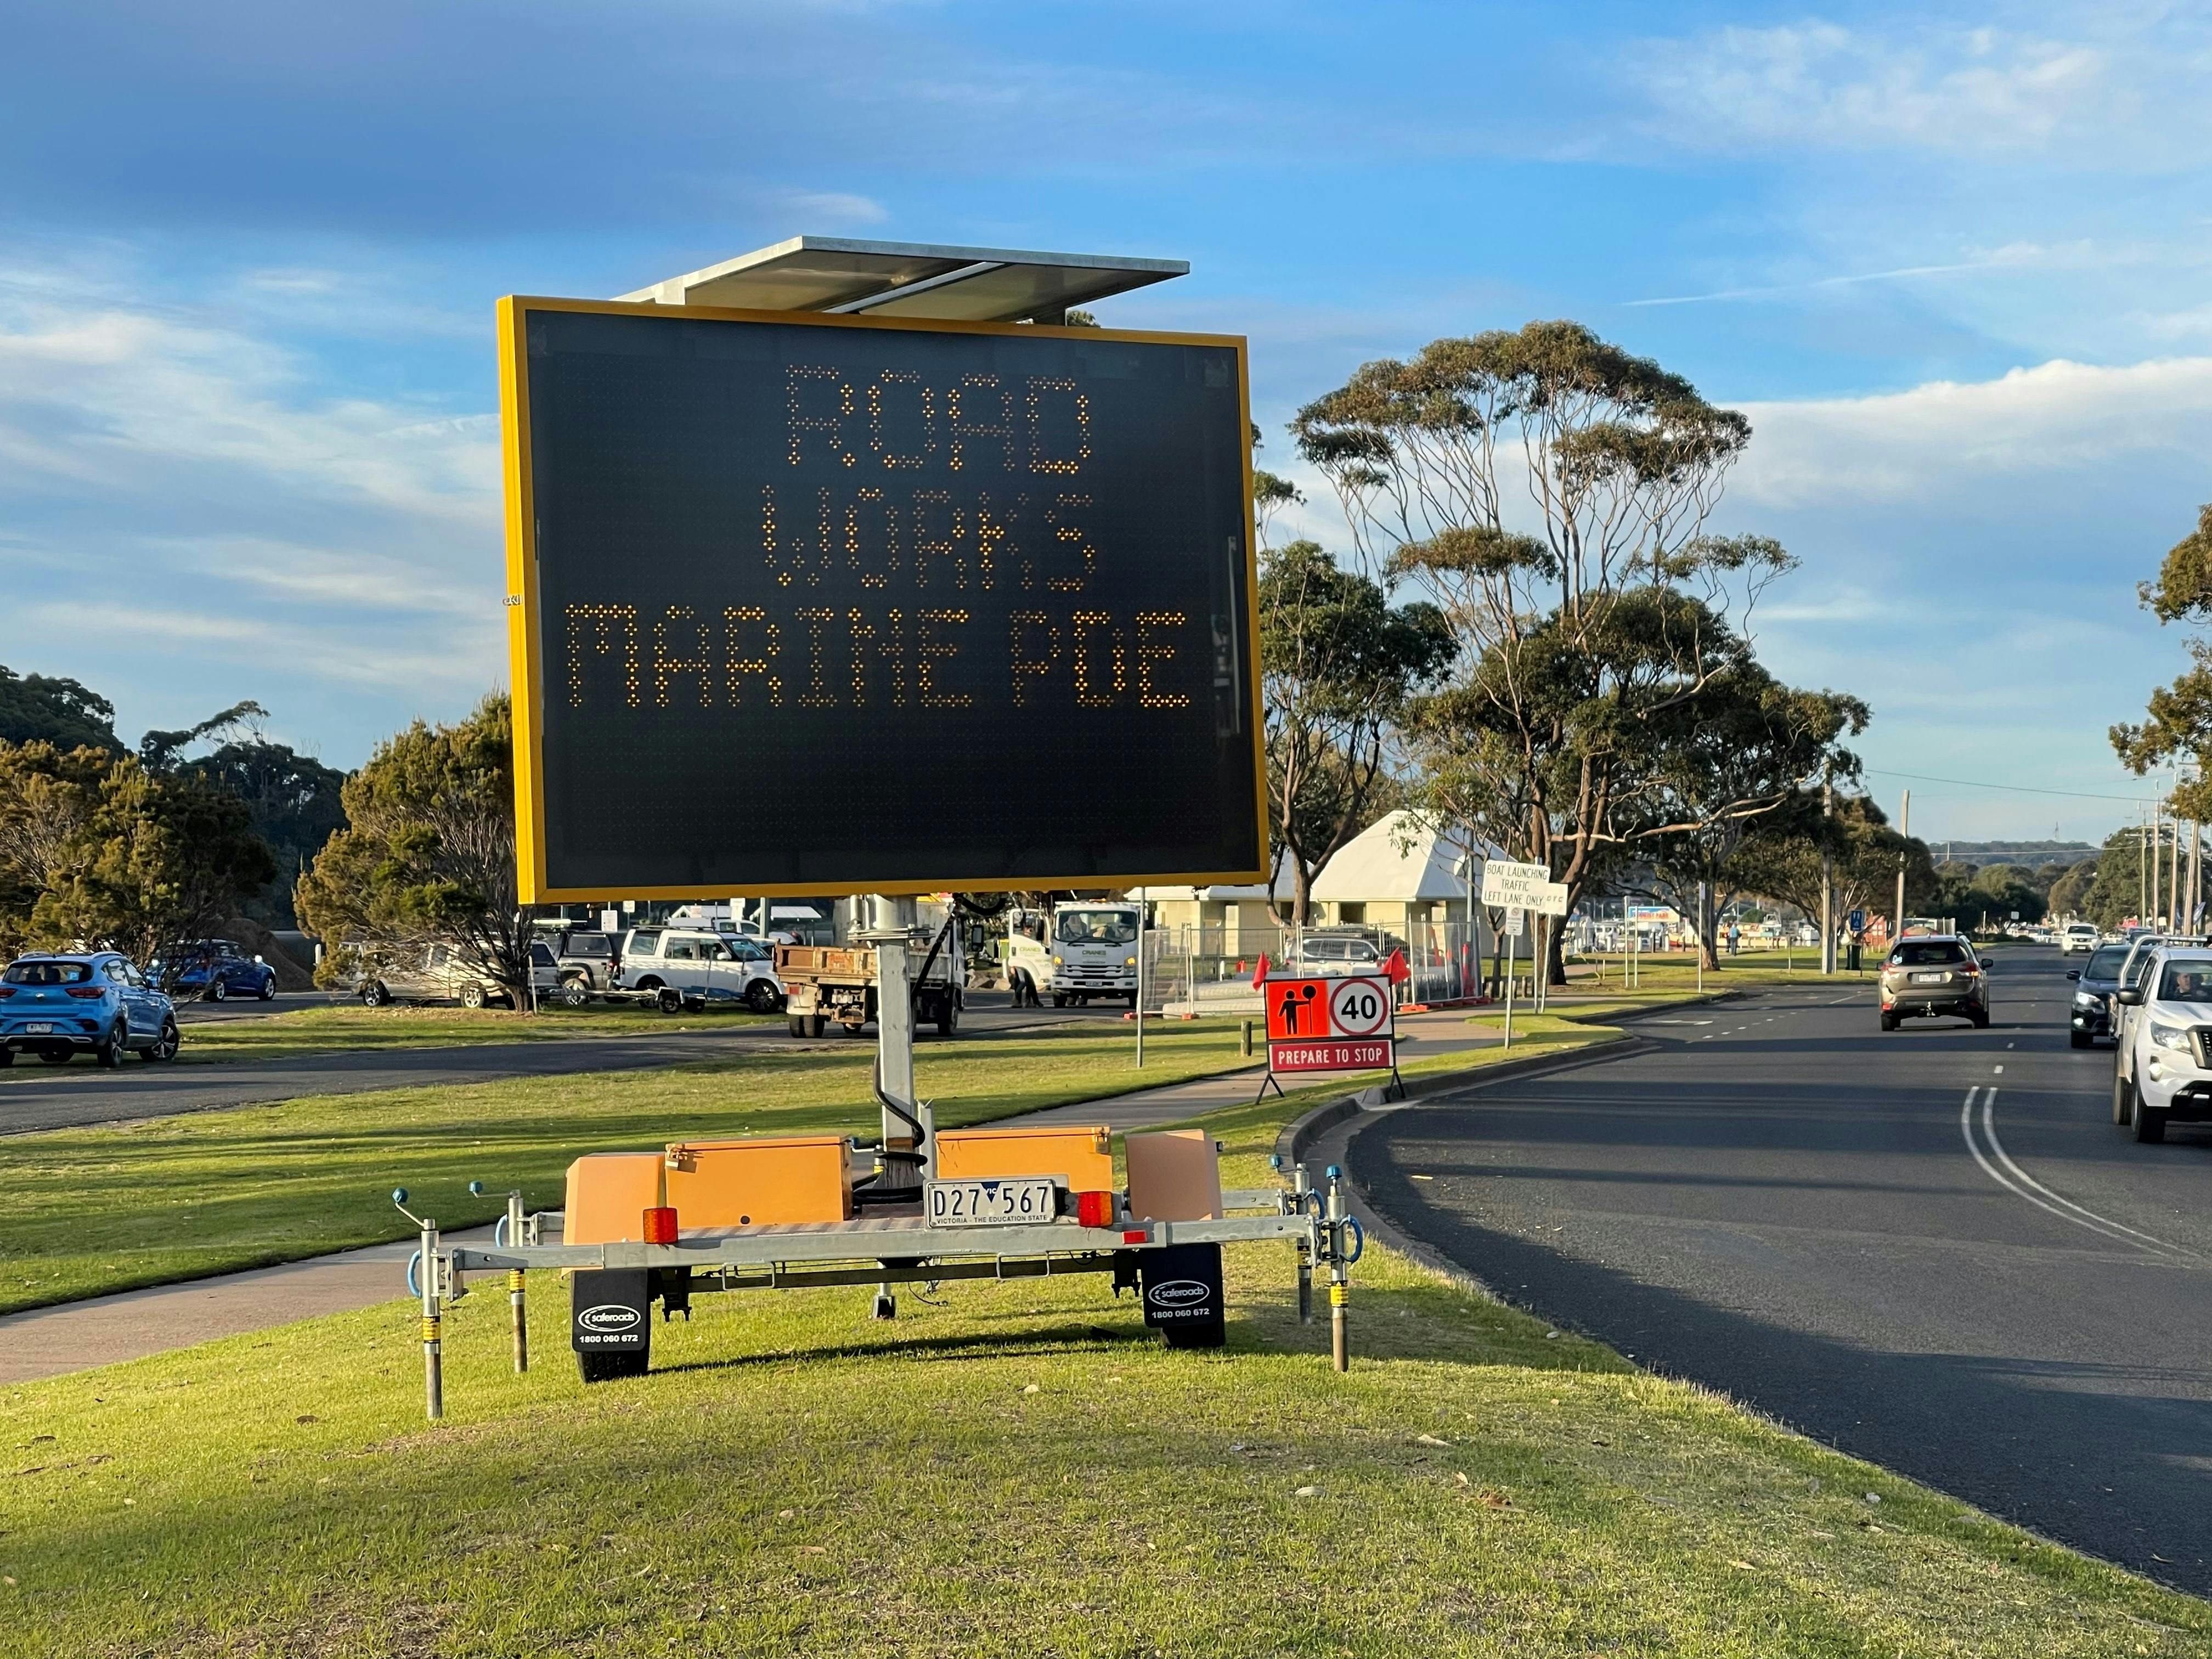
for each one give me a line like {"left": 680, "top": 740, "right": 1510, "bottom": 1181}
{"left": 1862, "top": 768, "right": 2158, "bottom": 805}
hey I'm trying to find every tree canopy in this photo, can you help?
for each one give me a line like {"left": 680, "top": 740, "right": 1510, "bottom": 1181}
{"left": 0, "top": 666, "right": 119, "bottom": 753}
{"left": 23, "top": 752, "right": 275, "bottom": 974}
{"left": 1295, "top": 321, "right": 1812, "bottom": 980}
{"left": 295, "top": 695, "right": 528, "bottom": 994}
{"left": 1259, "top": 540, "right": 1452, "bottom": 923}
{"left": 2114, "top": 501, "right": 2212, "bottom": 822}
{"left": 1726, "top": 793, "right": 1935, "bottom": 934}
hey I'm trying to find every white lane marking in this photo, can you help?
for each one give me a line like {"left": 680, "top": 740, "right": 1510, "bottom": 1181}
{"left": 1978, "top": 1090, "right": 2178, "bottom": 1252}
{"left": 1993, "top": 1065, "right": 2004, "bottom": 1074}
{"left": 1959, "top": 1088, "right": 2186, "bottom": 1257}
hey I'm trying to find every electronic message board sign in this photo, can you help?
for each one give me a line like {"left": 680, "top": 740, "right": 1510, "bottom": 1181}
{"left": 499, "top": 297, "right": 1265, "bottom": 902}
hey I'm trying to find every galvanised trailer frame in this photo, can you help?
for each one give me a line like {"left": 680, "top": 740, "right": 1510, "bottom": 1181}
{"left": 393, "top": 1165, "right": 1363, "bottom": 1419}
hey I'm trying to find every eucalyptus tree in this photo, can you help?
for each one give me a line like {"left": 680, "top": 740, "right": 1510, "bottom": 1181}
{"left": 296, "top": 694, "right": 531, "bottom": 997}
{"left": 2114, "top": 501, "right": 2212, "bottom": 823}
{"left": 1628, "top": 668, "right": 1869, "bottom": 967}
{"left": 1259, "top": 540, "right": 1452, "bottom": 924}
{"left": 1294, "top": 320, "right": 1793, "bottom": 983}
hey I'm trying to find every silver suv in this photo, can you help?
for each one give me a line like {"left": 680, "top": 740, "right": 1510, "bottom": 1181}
{"left": 2110, "top": 946, "right": 2212, "bottom": 1142}
{"left": 356, "top": 940, "right": 558, "bottom": 1008}
{"left": 1878, "top": 935, "right": 1989, "bottom": 1030}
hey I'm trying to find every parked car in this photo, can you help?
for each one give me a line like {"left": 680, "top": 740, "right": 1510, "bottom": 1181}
{"left": 149, "top": 938, "right": 277, "bottom": 1002}
{"left": 2066, "top": 943, "right": 2131, "bottom": 1047}
{"left": 1292, "top": 932, "right": 1385, "bottom": 977}
{"left": 0, "top": 952, "right": 179, "bottom": 1066}
{"left": 547, "top": 929, "right": 620, "bottom": 1004}
{"left": 620, "top": 928, "right": 785, "bottom": 1013}
{"left": 1877, "top": 935, "right": 1990, "bottom": 1030}
{"left": 2108, "top": 946, "right": 2212, "bottom": 1142}
{"left": 356, "top": 940, "right": 558, "bottom": 1009}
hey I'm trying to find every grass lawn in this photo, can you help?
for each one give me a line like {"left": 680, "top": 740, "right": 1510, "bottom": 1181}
{"left": 0, "top": 1019, "right": 1269, "bottom": 1314}
{"left": 0, "top": 1044, "right": 2203, "bottom": 1656}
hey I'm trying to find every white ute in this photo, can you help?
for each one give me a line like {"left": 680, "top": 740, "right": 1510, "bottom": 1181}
{"left": 2110, "top": 945, "right": 2212, "bottom": 1143}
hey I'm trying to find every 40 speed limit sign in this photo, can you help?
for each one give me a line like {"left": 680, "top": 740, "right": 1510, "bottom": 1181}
{"left": 1262, "top": 972, "right": 1400, "bottom": 1090}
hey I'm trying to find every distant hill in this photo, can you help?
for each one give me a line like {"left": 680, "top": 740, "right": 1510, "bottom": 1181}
{"left": 1935, "top": 841, "right": 2099, "bottom": 867}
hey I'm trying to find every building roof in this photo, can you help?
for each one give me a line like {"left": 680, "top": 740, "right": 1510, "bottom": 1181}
{"left": 1311, "top": 811, "right": 1502, "bottom": 904}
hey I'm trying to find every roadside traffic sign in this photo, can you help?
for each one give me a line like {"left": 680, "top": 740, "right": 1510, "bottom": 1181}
{"left": 1482, "top": 859, "right": 1567, "bottom": 915}
{"left": 1257, "top": 971, "right": 1401, "bottom": 1092}
{"left": 1263, "top": 977, "right": 1331, "bottom": 1041}
{"left": 1504, "top": 906, "right": 1526, "bottom": 938}
{"left": 1328, "top": 976, "right": 1391, "bottom": 1036}
{"left": 498, "top": 296, "right": 1265, "bottom": 902}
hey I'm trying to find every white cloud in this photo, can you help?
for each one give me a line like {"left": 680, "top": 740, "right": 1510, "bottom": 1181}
{"left": 780, "top": 189, "right": 890, "bottom": 227}
{"left": 1729, "top": 354, "right": 2212, "bottom": 506}
{"left": 1632, "top": 19, "right": 2125, "bottom": 157}
{"left": 0, "top": 267, "right": 504, "bottom": 739}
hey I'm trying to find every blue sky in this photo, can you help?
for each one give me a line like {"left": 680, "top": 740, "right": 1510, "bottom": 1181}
{"left": 3, "top": 1, "right": 2208, "bottom": 843}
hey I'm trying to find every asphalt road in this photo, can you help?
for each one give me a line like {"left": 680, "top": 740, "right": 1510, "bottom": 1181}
{"left": 0, "top": 991, "right": 1122, "bottom": 1137}
{"left": 1351, "top": 949, "right": 2212, "bottom": 1596}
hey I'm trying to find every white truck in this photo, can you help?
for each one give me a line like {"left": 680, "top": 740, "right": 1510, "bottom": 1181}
{"left": 1005, "top": 902, "right": 1142, "bottom": 1008}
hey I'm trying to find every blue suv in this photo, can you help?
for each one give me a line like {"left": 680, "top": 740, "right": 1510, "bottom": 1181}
{"left": 150, "top": 939, "right": 277, "bottom": 1002}
{"left": 0, "top": 953, "right": 180, "bottom": 1067}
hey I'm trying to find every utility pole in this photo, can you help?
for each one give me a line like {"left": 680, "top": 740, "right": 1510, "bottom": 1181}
{"left": 1894, "top": 789, "right": 1910, "bottom": 944}
{"left": 2152, "top": 805, "right": 2164, "bottom": 928}
{"left": 1819, "top": 778, "right": 1836, "bottom": 975}
{"left": 2140, "top": 807, "right": 2149, "bottom": 924}
{"left": 2169, "top": 795, "right": 2182, "bottom": 928}
{"left": 2192, "top": 816, "right": 2203, "bottom": 931}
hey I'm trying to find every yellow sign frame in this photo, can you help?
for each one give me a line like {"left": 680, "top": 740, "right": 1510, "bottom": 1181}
{"left": 498, "top": 294, "right": 1268, "bottom": 904}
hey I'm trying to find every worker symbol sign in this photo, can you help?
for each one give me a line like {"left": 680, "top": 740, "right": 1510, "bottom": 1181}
{"left": 1262, "top": 973, "right": 1398, "bottom": 1079}
{"left": 1266, "top": 977, "right": 1330, "bottom": 1040}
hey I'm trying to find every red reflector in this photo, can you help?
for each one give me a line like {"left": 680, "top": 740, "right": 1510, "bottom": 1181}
{"left": 1075, "top": 1190, "right": 1114, "bottom": 1228}
{"left": 1121, "top": 1228, "right": 1148, "bottom": 1244}
{"left": 65, "top": 986, "right": 104, "bottom": 1000}
{"left": 642, "top": 1206, "right": 679, "bottom": 1245}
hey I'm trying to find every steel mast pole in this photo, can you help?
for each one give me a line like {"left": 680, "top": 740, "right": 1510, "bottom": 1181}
{"left": 1820, "top": 779, "right": 1835, "bottom": 974}
{"left": 1135, "top": 887, "right": 1147, "bottom": 1068}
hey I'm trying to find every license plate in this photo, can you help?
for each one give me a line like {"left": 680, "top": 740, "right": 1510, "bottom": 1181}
{"left": 924, "top": 1177, "right": 1058, "bottom": 1227}
{"left": 1910, "top": 972, "right": 1945, "bottom": 984}
{"left": 22, "top": 1023, "right": 52, "bottom": 1034}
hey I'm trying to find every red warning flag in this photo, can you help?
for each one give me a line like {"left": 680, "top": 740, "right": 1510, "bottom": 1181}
{"left": 1251, "top": 951, "right": 1271, "bottom": 988}
{"left": 1382, "top": 947, "right": 1411, "bottom": 985}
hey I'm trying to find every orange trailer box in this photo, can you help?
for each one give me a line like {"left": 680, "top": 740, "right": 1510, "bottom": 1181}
{"left": 933, "top": 1125, "right": 1114, "bottom": 1192}
{"left": 663, "top": 1135, "right": 854, "bottom": 1229}
{"left": 563, "top": 1152, "right": 668, "bottom": 1245}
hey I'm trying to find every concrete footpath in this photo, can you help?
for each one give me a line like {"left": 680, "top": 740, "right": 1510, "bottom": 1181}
{"left": 0, "top": 1006, "right": 1520, "bottom": 1384}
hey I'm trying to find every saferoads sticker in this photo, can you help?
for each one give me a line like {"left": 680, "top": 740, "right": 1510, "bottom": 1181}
{"left": 1147, "top": 1279, "right": 1210, "bottom": 1309}
{"left": 577, "top": 1304, "right": 641, "bottom": 1333}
